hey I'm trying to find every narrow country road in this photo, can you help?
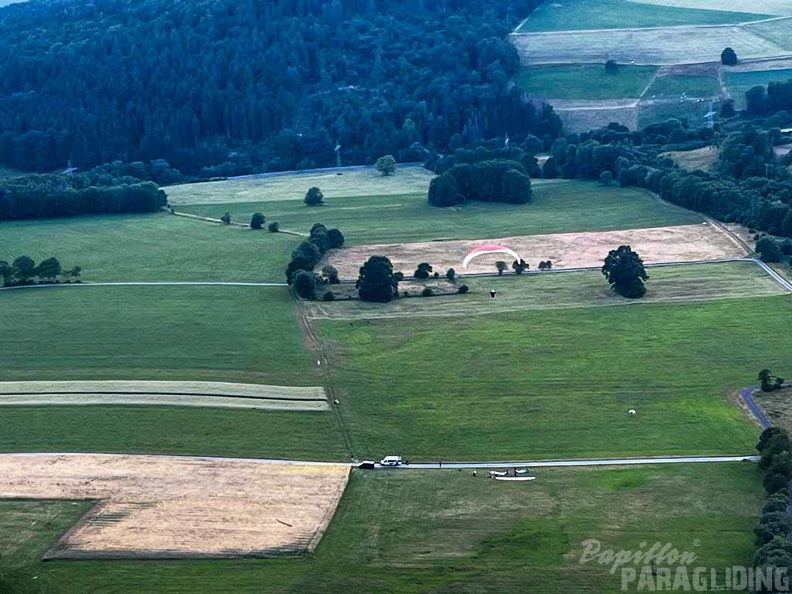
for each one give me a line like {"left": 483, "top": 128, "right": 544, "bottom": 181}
{"left": 384, "top": 455, "right": 758, "bottom": 470}
{"left": 0, "top": 280, "right": 288, "bottom": 290}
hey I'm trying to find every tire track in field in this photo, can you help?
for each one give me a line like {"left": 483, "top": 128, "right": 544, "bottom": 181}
{"left": 295, "top": 301, "right": 356, "bottom": 461}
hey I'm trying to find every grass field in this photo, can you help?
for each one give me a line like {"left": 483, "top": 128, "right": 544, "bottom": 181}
{"left": 0, "top": 285, "right": 310, "bottom": 384}
{"left": 645, "top": 75, "right": 720, "bottom": 98}
{"left": 177, "top": 181, "right": 703, "bottom": 245}
{"left": 318, "top": 295, "right": 791, "bottom": 461}
{"left": 515, "top": 65, "right": 657, "bottom": 100}
{"left": 0, "top": 406, "right": 345, "bottom": 460}
{"left": 0, "top": 213, "right": 300, "bottom": 282}
{"left": 516, "top": 0, "right": 768, "bottom": 32}
{"left": 661, "top": 146, "right": 719, "bottom": 172}
{"left": 167, "top": 165, "right": 436, "bottom": 205}
{"left": 638, "top": 98, "right": 714, "bottom": 129}
{"left": 725, "top": 68, "right": 792, "bottom": 107}
{"left": 0, "top": 285, "right": 348, "bottom": 459}
{"left": 307, "top": 261, "right": 786, "bottom": 319}
{"left": 1, "top": 464, "right": 762, "bottom": 593}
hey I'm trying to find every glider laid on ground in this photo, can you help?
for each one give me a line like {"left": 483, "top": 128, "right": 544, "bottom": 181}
{"left": 462, "top": 244, "right": 520, "bottom": 269}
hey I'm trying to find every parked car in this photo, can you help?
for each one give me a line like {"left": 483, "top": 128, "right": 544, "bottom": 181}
{"left": 357, "top": 460, "right": 376, "bottom": 470}
{"left": 379, "top": 455, "right": 403, "bottom": 467}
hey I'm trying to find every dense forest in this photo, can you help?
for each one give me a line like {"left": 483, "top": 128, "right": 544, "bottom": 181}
{"left": 0, "top": 0, "right": 560, "bottom": 176}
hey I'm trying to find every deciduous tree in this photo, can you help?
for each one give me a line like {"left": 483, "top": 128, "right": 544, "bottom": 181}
{"left": 601, "top": 245, "right": 648, "bottom": 298}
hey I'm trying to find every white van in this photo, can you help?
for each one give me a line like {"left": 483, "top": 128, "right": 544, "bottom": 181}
{"left": 379, "top": 455, "right": 403, "bottom": 467}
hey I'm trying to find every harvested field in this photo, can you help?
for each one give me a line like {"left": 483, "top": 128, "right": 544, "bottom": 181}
{"left": 511, "top": 26, "right": 788, "bottom": 66}
{"left": 167, "top": 165, "right": 435, "bottom": 206}
{"left": 0, "top": 381, "right": 328, "bottom": 411}
{"left": 322, "top": 223, "right": 745, "bottom": 279}
{"left": 0, "top": 454, "right": 349, "bottom": 559}
{"left": 744, "top": 18, "right": 792, "bottom": 50}
{"left": 751, "top": 387, "right": 792, "bottom": 429}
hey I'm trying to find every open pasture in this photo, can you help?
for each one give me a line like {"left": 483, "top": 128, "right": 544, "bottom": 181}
{"left": 512, "top": 25, "right": 787, "bottom": 66}
{"left": 322, "top": 222, "right": 743, "bottom": 279}
{"left": 167, "top": 165, "right": 435, "bottom": 206}
{"left": 6, "top": 464, "right": 762, "bottom": 593}
{"left": 644, "top": 74, "right": 720, "bottom": 98}
{"left": 0, "top": 285, "right": 311, "bottom": 385}
{"left": 516, "top": 0, "right": 769, "bottom": 32}
{"left": 0, "top": 284, "right": 347, "bottom": 459}
{"left": 516, "top": 64, "right": 657, "bottom": 100}
{"left": 0, "top": 454, "right": 349, "bottom": 558}
{"left": 307, "top": 261, "right": 787, "bottom": 320}
{"left": 178, "top": 181, "right": 703, "bottom": 246}
{"left": 0, "top": 381, "right": 329, "bottom": 412}
{"left": 0, "top": 213, "right": 299, "bottom": 282}
{"left": 318, "top": 295, "right": 791, "bottom": 461}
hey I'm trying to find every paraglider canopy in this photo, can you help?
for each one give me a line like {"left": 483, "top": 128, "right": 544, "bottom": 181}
{"left": 462, "top": 244, "right": 520, "bottom": 269}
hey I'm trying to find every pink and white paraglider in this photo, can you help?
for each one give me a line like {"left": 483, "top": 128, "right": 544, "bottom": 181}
{"left": 462, "top": 244, "right": 521, "bottom": 269}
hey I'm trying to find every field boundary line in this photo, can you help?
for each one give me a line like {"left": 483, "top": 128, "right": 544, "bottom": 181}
{"left": 170, "top": 210, "right": 307, "bottom": 236}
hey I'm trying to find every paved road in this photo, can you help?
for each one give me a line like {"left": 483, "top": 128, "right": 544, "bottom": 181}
{"left": 741, "top": 386, "right": 772, "bottom": 430}
{"left": 0, "top": 281, "right": 288, "bottom": 291}
{"left": 380, "top": 455, "right": 758, "bottom": 470}
{"left": 0, "top": 451, "right": 758, "bottom": 469}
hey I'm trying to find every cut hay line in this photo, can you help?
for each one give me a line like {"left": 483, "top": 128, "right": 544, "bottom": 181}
{"left": 0, "top": 382, "right": 329, "bottom": 411}
{"left": 0, "top": 454, "right": 350, "bottom": 559}
{"left": 0, "top": 394, "right": 328, "bottom": 412}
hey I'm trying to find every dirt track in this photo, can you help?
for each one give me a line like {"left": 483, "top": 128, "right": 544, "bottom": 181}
{"left": 323, "top": 223, "right": 745, "bottom": 278}
{"left": 0, "top": 454, "right": 349, "bottom": 559}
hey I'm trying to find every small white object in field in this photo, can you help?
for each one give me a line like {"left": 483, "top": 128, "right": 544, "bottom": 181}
{"left": 629, "top": 409, "right": 636, "bottom": 415}
{"left": 333, "top": 399, "right": 340, "bottom": 405}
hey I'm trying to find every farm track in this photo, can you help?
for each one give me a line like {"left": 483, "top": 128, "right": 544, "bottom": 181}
{"left": 294, "top": 302, "right": 357, "bottom": 461}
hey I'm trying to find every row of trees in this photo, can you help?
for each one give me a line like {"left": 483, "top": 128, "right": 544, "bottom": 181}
{"left": 0, "top": 256, "right": 81, "bottom": 286}
{"left": 520, "top": 121, "right": 792, "bottom": 241}
{"left": 0, "top": 0, "right": 559, "bottom": 175}
{"left": 285, "top": 223, "right": 345, "bottom": 285}
{"left": 428, "top": 159, "right": 532, "bottom": 206}
{"left": 0, "top": 175, "right": 166, "bottom": 221}
{"left": 752, "top": 426, "right": 792, "bottom": 592}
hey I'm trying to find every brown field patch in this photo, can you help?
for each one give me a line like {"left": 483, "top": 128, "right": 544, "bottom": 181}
{"left": 751, "top": 387, "right": 792, "bottom": 430}
{"left": 323, "top": 223, "right": 745, "bottom": 279}
{"left": 0, "top": 381, "right": 329, "bottom": 411}
{"left": 0, "top": 454, "right": 349, "bottom": 559}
